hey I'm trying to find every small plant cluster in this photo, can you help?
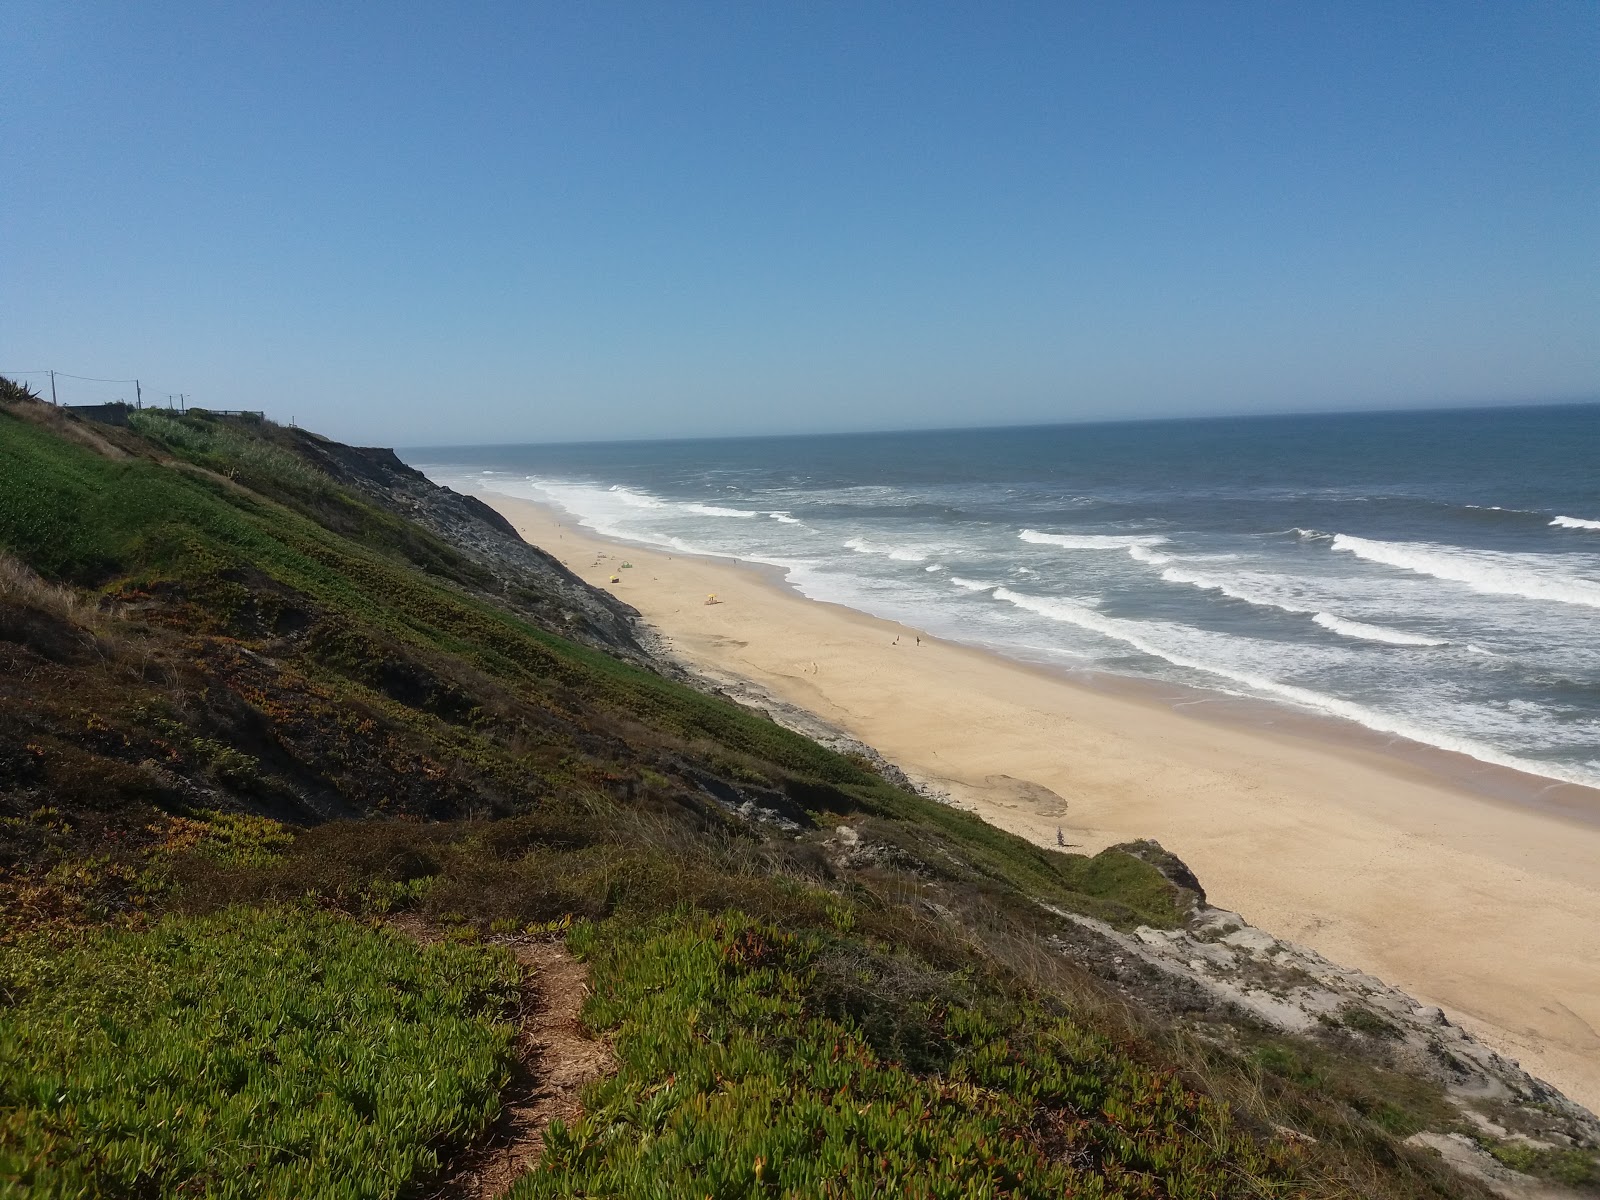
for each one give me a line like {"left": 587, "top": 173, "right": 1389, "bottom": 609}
{"left": 148, "top": 809, "right": 294, "bottom": 868}
{"left": 0, "top": 906, "right": 519, "bottom": 1197}
{"left": 1481, "top": 1139, "right": 1599, "bottom": 1190}
{"left": 518, "top": 913, "right": 1304, "bottom": 1199}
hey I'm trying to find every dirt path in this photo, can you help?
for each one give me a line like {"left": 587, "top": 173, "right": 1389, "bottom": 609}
{"left": 410, "top": 931, "right": 613, "bottom": 1199}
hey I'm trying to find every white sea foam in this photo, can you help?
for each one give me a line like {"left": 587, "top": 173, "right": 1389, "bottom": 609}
{"left": 989, "top": 588, "right": 1598, "bottom": 788}
{"left": 1127, "top": 544, "right": 1172, "bottom": 565}
{"left": 1158, "top": 566, "right": 1309, "bottom": 614}
{"left": 683, "top": 503, "right": 757, "bottom": 519}
{"left": 474, "top": 478, "right": 678, "bottom": 546}
{"left": 768, "top": 512, "right": 803, "bottom": 524}
{"left": 605, "top": 484, "right": 666, "bottom": 509}
{"left": 1552, "top": 515, "right": 1600, "bottom": 531}
{"left": 949, "top": 576, "right": 994, "bottom": 592}
{"left": 1310, "top": 613, "right": 1447, "bottom": 647}
{"left": 1331, "top": 534, "right": 1600, "bottom": 609}
{"left": 1156, "top": 565, "right": 1450, "bottom": 646}
{"left": 843, "top": 536, "right": 932, "bottom": 562}
{"left": 1019, "top": 529, "right": 1169, "bottom": 549}
{"left": 924, "top": 563, "right": 945, "bottom": 572}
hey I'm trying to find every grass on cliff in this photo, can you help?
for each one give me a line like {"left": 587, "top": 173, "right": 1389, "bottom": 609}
{"left": 518, "top": 912, "right": 1303, "bottom": 1200}
{"left": 0, "top": 907, "right": 519, "bottom": 1198}
{"left": 0, "top": 402, "right": 1187, "bottom": 930}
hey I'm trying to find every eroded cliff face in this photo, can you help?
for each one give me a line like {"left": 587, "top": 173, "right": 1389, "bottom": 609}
{"left": 283, "top": 432, "right": 653, "bottom": 661}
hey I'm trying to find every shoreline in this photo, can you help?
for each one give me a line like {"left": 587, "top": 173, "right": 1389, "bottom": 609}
{"left": 483, "top": 489, "right": 1600, "bottom": 1113}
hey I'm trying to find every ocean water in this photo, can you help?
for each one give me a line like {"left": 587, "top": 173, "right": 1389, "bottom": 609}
{"left": 409, "top": 404, "right": 1600, "bottom": 791}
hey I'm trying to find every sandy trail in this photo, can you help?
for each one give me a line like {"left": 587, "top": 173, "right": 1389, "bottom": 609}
{"left": 431, "top": 938, "right": 611, "bottom": 1200}
{"left": 487, "top": 492, "right": 1600, "bottom": 1114}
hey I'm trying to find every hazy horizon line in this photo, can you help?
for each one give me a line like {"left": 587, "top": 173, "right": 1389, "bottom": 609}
{"left": 400, "top": 393, "right": 1600, "bottom": 454}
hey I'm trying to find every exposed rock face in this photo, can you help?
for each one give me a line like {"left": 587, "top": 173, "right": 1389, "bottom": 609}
{"left": 285, "top": 433, "right": 653, "bottom": 661}
{"left": 1041, "top": 869, "right": 1599, "bottom": 1184}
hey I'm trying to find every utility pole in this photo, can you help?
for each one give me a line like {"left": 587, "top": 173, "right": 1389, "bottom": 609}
{"left": 135, "top": 379, "right": 142, "bottom": 409}
{"left": 49, "top": 370, "right": 57, "bottom": 405}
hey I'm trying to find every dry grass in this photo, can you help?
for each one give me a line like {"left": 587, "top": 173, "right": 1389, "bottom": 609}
{"left": 0, "top": 551, "right": 116, "bottom": 633}
{"left": 0, "top": 385, "right": 132, "bottom": 460}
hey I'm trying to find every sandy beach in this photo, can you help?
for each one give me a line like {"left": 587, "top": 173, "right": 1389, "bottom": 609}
{"left": 486, "top": 491, "right": 1600, "bottom": 1112}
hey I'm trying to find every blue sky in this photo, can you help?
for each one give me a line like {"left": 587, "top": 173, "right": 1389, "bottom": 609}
{"left": 3, "top": 1, "right": 1596, "bottom": 444}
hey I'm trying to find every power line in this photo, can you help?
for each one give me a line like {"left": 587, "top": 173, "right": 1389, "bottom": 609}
{"left": 3, "top": 368, "right": 187, "bottom": 407}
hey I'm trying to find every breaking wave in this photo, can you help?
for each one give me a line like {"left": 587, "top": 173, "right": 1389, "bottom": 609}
{"left": 1019, "top": 529, "right": 1169, "bottom": 549}
{"left": 1310, "top": 613, "right": 1447, "bottom": 647}
{"left": 1552, "top": 515, "right": 1600, "bottom": 531}
{"left": 1127, "top": 544, "right": 1173, "bottom": 565}
{"left": 1157, "top": 565, "right": 1447, "bottom": 647}
{"left": 844, "top": 536, "right": 933, "bottom": 562}
{"left": 1331, "top": 534, "right": 1600, "bottom": 609}
{"left": 1158, "top": 565, "right": 1307, "bottom": 614}
{"left": 989, "top": 588, "right": 1595, "bottom": 787}
{"left": 605, "top": 484, "right": 666, "bottom": 508}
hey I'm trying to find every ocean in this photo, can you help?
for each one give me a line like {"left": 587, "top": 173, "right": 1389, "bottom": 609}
{"left": 409, "top": 403, "right": 1600, "bottom": 792}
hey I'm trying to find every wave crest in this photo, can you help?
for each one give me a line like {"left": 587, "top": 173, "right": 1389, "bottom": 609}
{"left": 1310, "top": 612, "right": 1446, "bottom": 647}
{"left": 844, "top": 536, "right": 932, "bottom": 562}
{"left": 1552, "top": 515, "right": 1600, "bottom": 531}
{"left": 1127, "top": 544, "right": 1173, "bottom": 565}
{"left": 1331, "top": 534, "right": 1600, "bottom": 609}
{"left": 988, "top": 587, "right": 1595, "bottom": 787}
{"left": 1019, "top": 529, "right": 1169, "bottom": 549}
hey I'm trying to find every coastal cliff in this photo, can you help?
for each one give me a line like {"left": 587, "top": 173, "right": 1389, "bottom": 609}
{"left": 1, "top": 381, "right": 1594, "bottom": 1198}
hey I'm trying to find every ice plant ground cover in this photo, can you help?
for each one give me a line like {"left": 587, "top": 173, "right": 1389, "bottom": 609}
{"left": 520, "top": 913, "right": 1301, "bottom": 1199}
{"left": 0, "top": 907, "right": 519, "bottom": 1197}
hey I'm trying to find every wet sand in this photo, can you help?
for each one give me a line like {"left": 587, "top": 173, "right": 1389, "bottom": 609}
{"left": 487, "top": 491, "right": 1600, "bottom": 1112}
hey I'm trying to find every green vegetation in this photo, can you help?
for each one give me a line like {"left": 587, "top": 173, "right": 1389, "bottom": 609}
{"left": 0, "top": 907, "right": 518, "bottom": 1197}
{"left": 128, "top": 409, "right": 332, "bottom": 494}
{"left": 1337, "top": 1005, "right": 1402, "bottom": 1040}
{"left": 1482, "top": 1140, "right": 1599, "bottom": 1190}
{"left": 521, "top": 913, "right": 1299, "bottom": 1199}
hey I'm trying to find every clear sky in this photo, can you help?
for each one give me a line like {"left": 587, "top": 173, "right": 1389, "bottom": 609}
{"left": 4, "top": 2, "right": 1596, "bottom": 445}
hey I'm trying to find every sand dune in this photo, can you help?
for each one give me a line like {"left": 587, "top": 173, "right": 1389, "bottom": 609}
{"left": 486, "top": 492, "right": 1600, "bottom": 1113}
